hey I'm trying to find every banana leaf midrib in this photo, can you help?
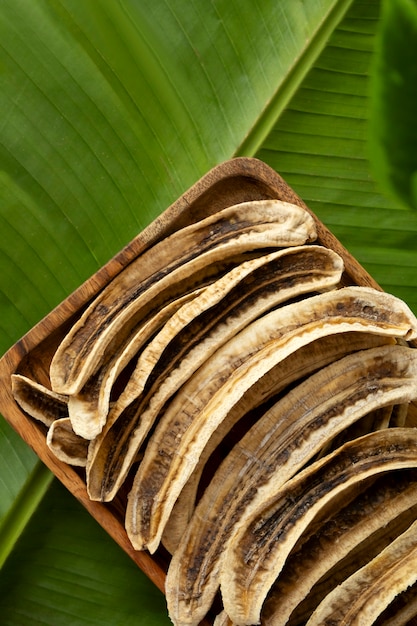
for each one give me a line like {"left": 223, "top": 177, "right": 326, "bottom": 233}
{"left": 236, "top": 0, "right": 355, "bottom": 157}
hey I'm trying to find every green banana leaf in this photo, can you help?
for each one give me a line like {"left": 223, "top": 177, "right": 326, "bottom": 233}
{"left": 369, "top": 0, "right": 417, "bottom": 211}
{"left": 1, "top": 0, "right": 416, "bottom": 623}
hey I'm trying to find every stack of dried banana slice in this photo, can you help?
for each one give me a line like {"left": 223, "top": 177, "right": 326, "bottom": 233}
{"left": 12, "top": 198, "right": 417, "bottom": 625}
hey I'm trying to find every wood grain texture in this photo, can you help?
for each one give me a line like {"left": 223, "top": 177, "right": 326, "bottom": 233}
{"left": 0, "top": 157, "right": 415, "bottom": 625}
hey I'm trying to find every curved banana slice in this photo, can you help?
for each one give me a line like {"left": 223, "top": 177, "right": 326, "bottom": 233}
{"left": 164, "top": 345, "right": 417, "bottom": 626}
{"left": 161, "top": 332, "right": 394, "bottom": 554}
{"left": 111, "top": 245, "right": 343, "bottom": 419}
{"left": 67, "top": 289, "right": 202, "bottom": 440}
{"left": 305, "top": 516, "right": 417, "bottom": 626}
{"left": 46, "top": 418, "right": 88, "bottom": 467}
{"left": 262, "top": 470, "right": 417, "bottom": 626}
{"left": 11, "top": 375, "right": 88, "bottom": 467}
{"left": 11, "top": 374, "right": 68, "bottom": 427}
{"left": 221, "top": 429, "right": 417, "bottom": 626}
{"left": 127, "top": 287, "right": 417, "bottom": 554}
{"left": 87, "top": 246, "right": 343, "bottom": 501}
{"left": 50, "top": 199, "right": 316, "bottom": 395}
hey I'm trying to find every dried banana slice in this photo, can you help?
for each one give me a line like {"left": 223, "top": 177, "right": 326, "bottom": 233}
{"left": 128, "top": 288, "right": 417, "bottom": 554}
{"left": 262, "top": 470, "right": 417, "bottom": 625}
{"left": 50, "top": 199, "right": 316, "bottom": 395}
{"left": 305, "top": 516, "right": 417, "bottom": 625}
{"left": 46, "top": 418, "right": 88, "bottom": 467}
{"left": 11, "top": 375, "right": 87, "bottom": 466}
{"left": 11, "top": 374, "right": 68, "bottom": 427}
{"left": 164, "top": 345, "right": 417, "bottom": 626}
{"left": 67, "top": 289, "right": 202, "bottom": 440}
{"left": 221, "top": 429, "right": 417, "bottom": 626}
{"left": 161, "top": 332, "right": 394, "bottom": 554}
{"left": 110, "top": 245, "right": 343, "bottom": 421}
{"left": 87, "top": 247, "right": 344, "bottom": 502}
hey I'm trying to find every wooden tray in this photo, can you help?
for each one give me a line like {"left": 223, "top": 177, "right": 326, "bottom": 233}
{"left": 0, "top": 157, "right": 414, "bottom": 624}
